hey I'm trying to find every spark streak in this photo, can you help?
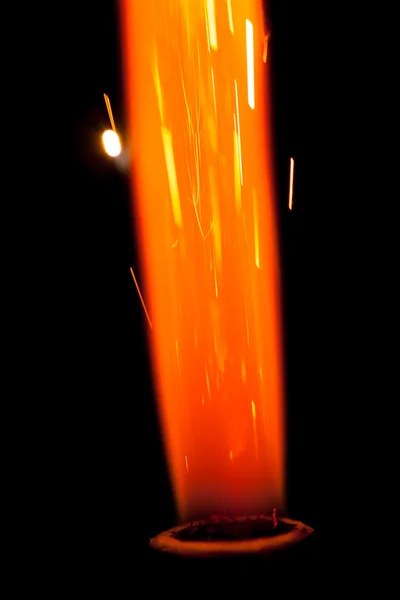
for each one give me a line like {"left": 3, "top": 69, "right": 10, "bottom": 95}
{"left": 226, "top": 0, "right": 234, "bottom": 34}
{"left": 153, "top": 49, "right": 165, "bottom": 123}
{"left": 263, "top": 34, "right": 269, "bottom": 63}
{"left": 234, "top": 80, "right": 243, "bottom": 185}
{"left": 233, "top": 115, "right": 241, "bottom": 211}
{"left": 251, "top": 399, "right": 258, "bottom": 458}
{"left": 205, "top": 0, "right": 218, "bottom": 51}
{"left": 130, "top": 267, "right": 153, "bottom": 330}
{"left": 161, "top": 126, "right": 183, "bottom": 228}
{"left": 289, "top": 157, "right": 294, "bottom": 210}
{"left": 246, "top": 20, "right": 255, "bottom": 109}
{"left": 103, "top": 93, "right": 116, "bottom": 132}
{"left": 252, "top": 188, "right": 260, "bottom": 268}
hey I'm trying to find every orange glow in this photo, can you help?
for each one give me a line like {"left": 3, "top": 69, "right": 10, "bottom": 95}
{"left": 121, "top": 0, "right": 285, "bottom": 521}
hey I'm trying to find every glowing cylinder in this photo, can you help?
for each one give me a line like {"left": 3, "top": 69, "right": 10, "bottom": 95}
{"left": 121, "top": 0, "right": 285, "bottom": 522}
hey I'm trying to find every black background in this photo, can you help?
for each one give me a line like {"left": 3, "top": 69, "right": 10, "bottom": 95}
{"left": 46, "top": 0, "right": 384, "bottom": 588}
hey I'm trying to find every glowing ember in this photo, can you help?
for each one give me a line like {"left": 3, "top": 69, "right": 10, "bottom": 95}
{"left": 121, "top": 0, "right": 285, "bottom": 521}
{"left": 102, "top": 129, "right": 121, "bottom": 157}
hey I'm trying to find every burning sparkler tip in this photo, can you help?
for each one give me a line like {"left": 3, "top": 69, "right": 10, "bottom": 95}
{"left": 102, "top": 129, "right": 121, "bottom": 157}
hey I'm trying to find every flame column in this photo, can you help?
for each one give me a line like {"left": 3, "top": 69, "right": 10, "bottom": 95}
{"left": 121, "top": 0, "right": 285, "bottom": 521}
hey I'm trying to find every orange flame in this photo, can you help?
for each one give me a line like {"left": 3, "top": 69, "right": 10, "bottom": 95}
{"left": 120, "top": 0, "right": 285, "bottom": 522}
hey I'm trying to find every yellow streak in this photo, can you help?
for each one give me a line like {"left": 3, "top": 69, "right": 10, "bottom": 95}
{"left": 246, "top": 20, "right": 255, "bottom": 109}
{"left": 252, "top": 188, "right": 260, "bottom": 268}
{"left": 251, "top": 400, "right": 256, "bottom": 423}
{"left": 153, "top": 49, "right": 164, "bottom": 123}
{"left": 185, "top": 455, "right": 189, "bottom": 472}
{"left": 161, "top": 126, "right": 183, "bottom": 228}
{"left": 129, "top": 267, "right": 153, "bottom": 329}
{"left": 289, "top": 157, "right": 294, "bottom": 210}
{"left": 175, "top": 339, "right": 181, "bottom": 372}
{"left": 213, "top": 259, "right": 219, "bottom": 297}
{"left": 210, "top": 168, "right": 222, "bottom": 268}
{"left": 226, "top": 0, "right": 234, "bottom": 34}
{"left": 103, "top": 93, "right": 116, "bottom": 132}
{"left": 205, "top": 0, "right": 218, "bottom": 51}
{"left": 233, "top": 116, "right": 241, "bottom": 211}
{"left": 234, "top": 80, "right": 243, "bottom": 185}
{"left": 205, "top": 369, "right": 211, "bottom": 395}
{"left": 211, "top": 68, "right": 217, "bottom": 115}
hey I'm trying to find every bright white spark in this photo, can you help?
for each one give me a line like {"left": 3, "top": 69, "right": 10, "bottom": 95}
{"left": 102, "top": 129, "right": 121, "bottom": 157}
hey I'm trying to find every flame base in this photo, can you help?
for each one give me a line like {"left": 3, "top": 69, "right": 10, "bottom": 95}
{"left": 150, "top": 515, "right": 313, "bottom": 558}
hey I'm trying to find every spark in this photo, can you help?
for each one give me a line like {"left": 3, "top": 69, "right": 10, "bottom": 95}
{"left": 233, "top": 115, "right": 241, "bottom": 211}
{"left": 234, "top": 80, "right": 243, "bottom": 185}
{"left": 161, "top": 126, "right": 183, "bottom": 228}
{"left": 103, "top": 93, "right": 116, "bottom": 132}
{"left": 229, "top": 450, "right": 233, "bottom": 461}
{"left": 152, "top": 48, "right": 164, "bottom": 123}
{"left": 226, "top": 0, "right": 234, "bottom": 34}
{"left": 289, "top": 157, "right": 295, "bottom": 210}
{"left": 205, "top": 369, "right": 211, "bottom": 395}
{"left": 205, "top": 0, "right": 218, "bottom": 51}
{"left": 246, "top": 20, "right": 255, "bottom": 109}
{"left": 213, "top": 260, "right": 219, "bottom": 297}
{"left": 251, "top": 399, "right": 256, "bottom": 423}
{"left": 252, "top": 188, "right": 260, "bottom": 268}
{"left": 185, "top": 455, "right": 189, "bottom": 472}
{"left": 130, "top": 267, "right": 153, "bottom": 329}
{"left": 241, "top": 359, "right": 247, "bottom": 382}
{"left": 210, "top": 169, "right": 222, "bottom": 267}
{"left": 102, "top": 130, "right": 121, "bottom": 157}
{"left": 211, "top": 68, "right": 217, "bottom": 115}
{"left": 251, "top": 399, "right": 258, "bottom": 457}
{"left": 263, "top": 34, "right": 269, "bottom": 63}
